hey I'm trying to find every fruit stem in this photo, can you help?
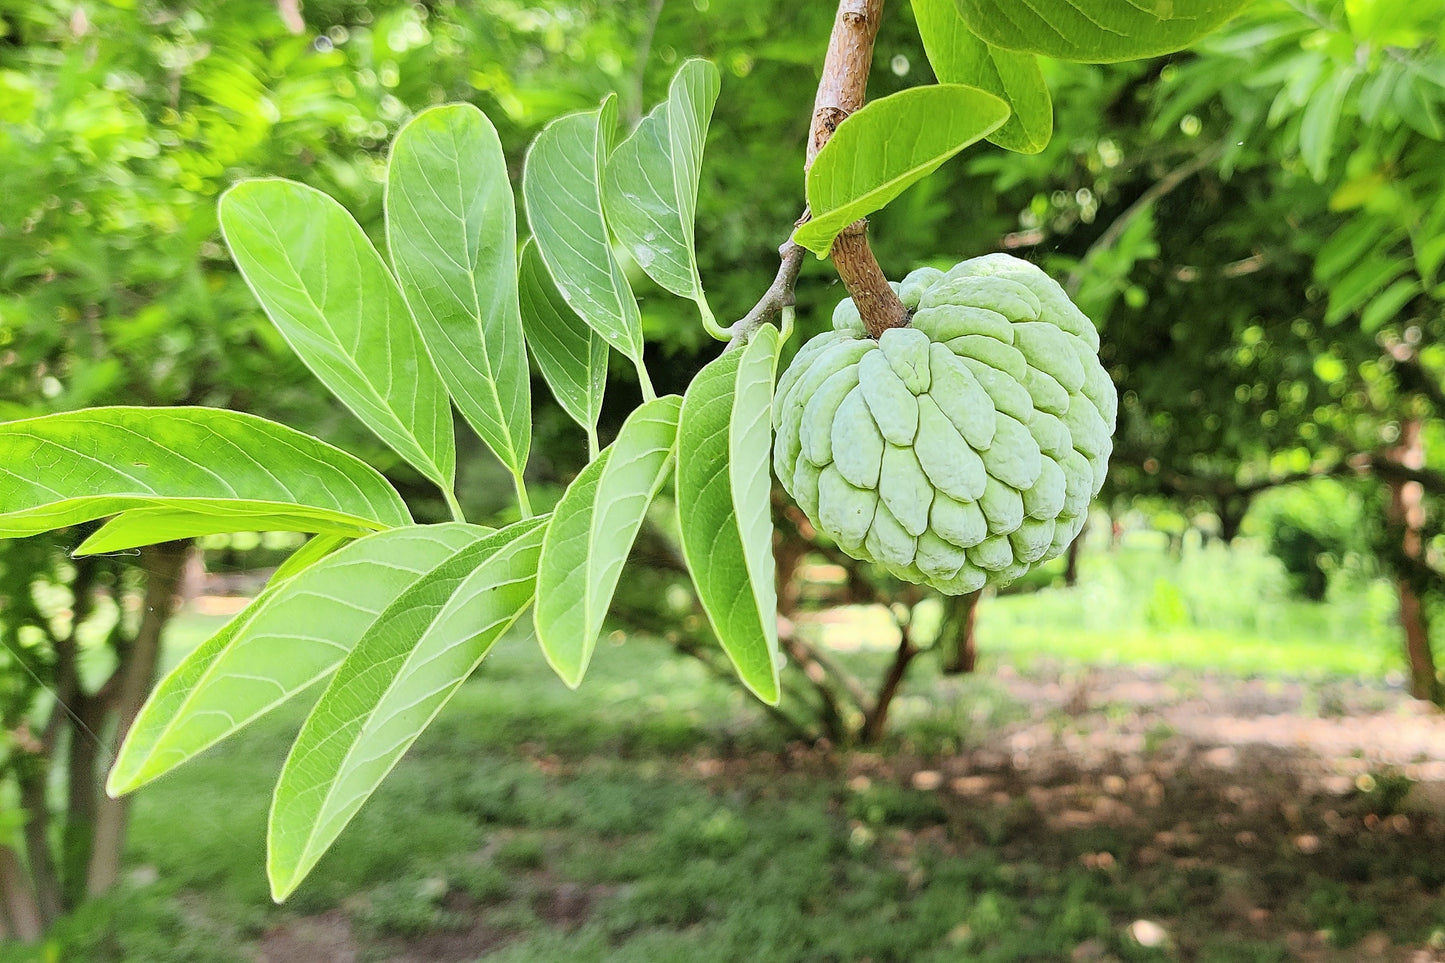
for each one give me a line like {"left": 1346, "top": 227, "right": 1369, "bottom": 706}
{"left": 808, "top": 0, "right": 909, "bottom": 337}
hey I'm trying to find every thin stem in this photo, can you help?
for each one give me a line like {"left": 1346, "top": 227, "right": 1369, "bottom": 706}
{"left": 512, "top": 471, "right": 534, "bottom": 519}
{"left": 634, "top": 357, "right": 657, "bottom": 401}
{"left": 698, "top": 295, "right": 730, "bottom": 341}
{"left": 442, "top": 487, "right": 466, "bottom": 523}
{"left": 586, "top": 425, "right": 600, "bottom": 462}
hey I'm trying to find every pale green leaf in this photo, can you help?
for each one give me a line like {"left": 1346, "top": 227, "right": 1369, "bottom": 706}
{"left": 220, "top": 179, "right": 455, "bottom": 489}
{"left": 0, "top": 407, "right": 410, "bottom": 540}
{"left": 676, "top": 325, "right": 781, "bottom": 704}
{"left": 913, "top": 0, "right": 1051, "bottom": 153}
{"left": 78, "top": 506, "right": 370, "bottom": 555}
{"left": 518, "top": 239, "right": 608, "bottom": 440}
{"left": 523, "top": 96, "right": 644, "bottom": 364}
{"left": 386, "top": 104, "right": 531, "bottom": 476}
{"left": 954, "top": 0, "right": 1252, "bottom": 62}
{"left": 603, "top": 59, "right": 720, "bottom": 315}
{"left": 535, "top": 395, "right": 682, "bottom": 687}
{"left": 268, "top": 533, "right": 354, "bottom": 584}
{"left": 268, "top": 517, "right": 548, "bottom": 900}
{"left": 793, "top": 86, "right": 1009, "bottom": 255}
{"left": 107, "top": 524, "right": 489, "bottom": 797}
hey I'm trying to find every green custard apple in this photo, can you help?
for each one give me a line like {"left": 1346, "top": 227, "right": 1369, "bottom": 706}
{"left": 773, "top": 253, "right": 1116, "bottom": 594}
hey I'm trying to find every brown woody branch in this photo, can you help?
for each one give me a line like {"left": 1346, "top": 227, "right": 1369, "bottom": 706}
{"left": 729, "top": 0, "right": 906, "bottom": 347}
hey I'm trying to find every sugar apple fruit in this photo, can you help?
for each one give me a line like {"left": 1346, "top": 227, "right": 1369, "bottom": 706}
{"left": 773, "top": 253, "right": 1116, "bottom": 594}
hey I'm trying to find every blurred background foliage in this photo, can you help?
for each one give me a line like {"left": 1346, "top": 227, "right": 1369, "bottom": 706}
{"left": 2, "top": 0, "right": 1445, "bottom": 951}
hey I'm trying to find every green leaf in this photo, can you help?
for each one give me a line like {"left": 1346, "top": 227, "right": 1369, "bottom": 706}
{"left": 792, "top": 86, "right": 1009, "bottom": 255}
{"left": 268, "top": 533, "right": 354, "bottom": 584}
{"left": 1360, "top": 277, "right": 1423, "bottom": 333}
{"left": 386, "top": 104, "right": 531, "bottom": 478}
{"left": 518, "top": 239, "right": 608, "bottom": 442}
{"left": 603, "top": 59, "right": 721, "bottom": 319}
{"left": 913, "top": 0, "right": 1051, "bottom": 154}
{"left": 535, "top": 395, "right": 682, "bottom": 687}
{"left": 676, "top": 325, "right": 782, "bottom": 704}
{"left": 267, "top": 517, "right": 548, "bottom": 901}
{"left": 1300, "top": 70, "right": 1357, "bottom": 181}
{"left": 0, "top": 407, "right": 410, "bottom": 540}
{"left": 220, "top": 179, "right": 455, "bottom": 490}
{"left": 107, "top": 523, "right": 489, "bottom": 797}
{"left": 523, "top": 96, "right": 645, "bottom": 365}
{"left": 77, "top": 506, "right": 370, "bottom": 556}
{"left": 953, "top": 0, "right": 1252, "bottom": 62}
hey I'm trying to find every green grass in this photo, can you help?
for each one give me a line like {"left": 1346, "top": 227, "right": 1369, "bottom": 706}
{"left": 976, "top": 531, "right": 1403, "bottom": 679}
{"left": 6, "top": 536, "right": 1432, "bottom": 962}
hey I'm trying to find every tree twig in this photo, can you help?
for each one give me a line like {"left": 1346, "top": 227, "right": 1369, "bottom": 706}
{"left": 730, "top": 0, "right": 907, "bottom": 346}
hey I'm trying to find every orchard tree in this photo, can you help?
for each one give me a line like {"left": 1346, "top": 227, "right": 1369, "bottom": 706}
{"left": 0, "top": 0, "right": 1252, "bottom": 915}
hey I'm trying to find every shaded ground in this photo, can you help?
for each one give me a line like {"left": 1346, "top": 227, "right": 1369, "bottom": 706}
{"left": 239, "top": 660, "right": 1445, "bottom": 963}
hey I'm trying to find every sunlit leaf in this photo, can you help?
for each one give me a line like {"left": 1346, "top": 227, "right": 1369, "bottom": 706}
{"left": 535, "top": 395, "right": 682, "bottom": 686}
{"left": 523, "top": 95, "right": 645, "bottom": 364}
{"left": 792, "top": 86, "right": 1009, "bottom": 255}
{"left": 386, "top": 104, "right": 531, "bottom": 478}
{"left": 107, "top": 524, "right": 490, "bottom": 797}
{"left": 0, "top": 407, "right": 410, "bottom": 541}
{"left": 603, "top": 59, "right": 720, "bottom": 318}
{"left": 953, "top": 0, "right": 1252, "bottom": 62}
{"left": 676, "top": 325, "right": 781, "bottom": 703}
{"left": 220, "top": 179, "right": 455, "bottom": 490}
{"left": 913, "top": 0, "right": 1051, "bottom": 153}
{"left": 268, "top": 517, "right": 548, "bottom": 900}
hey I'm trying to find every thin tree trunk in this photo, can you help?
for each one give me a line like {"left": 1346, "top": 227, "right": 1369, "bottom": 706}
{"left": 62, "top": 697, "right": 104, "bottom": 909}
{"left": 18, "top": 769, "right": 62, "bottom": 927}
{"left": 1386, "top": 419, "right": 1439, "bottom": 703}
{"left": 860, "top": 632, "right": 920, "bottom": 744}
{"left": 0, "top": 845, "right": 44, "bottom": 943}
{"left": 1064, "top": 518, "right": 1087, "bottom": 586}
{"left": 86, "top": 540, "right": 189, "bottom": 898}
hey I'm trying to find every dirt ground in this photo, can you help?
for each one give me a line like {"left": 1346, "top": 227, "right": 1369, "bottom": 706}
{"left": 257, "top": 663, "right": 1445, "bottom": 963}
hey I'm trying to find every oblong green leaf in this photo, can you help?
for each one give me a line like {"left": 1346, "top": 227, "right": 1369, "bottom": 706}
{"left": 603, "top": 59, "right": 720, "bottom": 314}
{"left": 0, "top": 407, "right": 411, "bottom": 540}
{"left": 954, "top": 0, "right": 1251, "bottom": 62}
{"left": 220, "top": 178, "right": 455, "bottom": 489}
{"left": 78, "top": 506, "right": 371, "bottom": 555}
{"left": 106, "top": 523, "right": 491, "bottom": 797}
{"left": 535, "top": 395, "right": 682, "bottom": 687}
{"left": 386, "top": 104, "right": 531, "bottom": 476}
{"left": 268, "top": 533, "right": 354, "bottom": 584}
{"left": 518, "top": 239, "right": 608, "bottom": 439}
{"left": 676, "top": 325, "right": 781, "bottom": 704}
{"left": 913, "top": 0, "right": 1051, "bottom": 154}
{"left": 793, "top": 86, "right": 1009, "bottom": 255}
{"left": 268, "top": 516, "right": 548, "bottom": 901}
{"left": 522, "top": 96, "right": 645, "bottom": 364}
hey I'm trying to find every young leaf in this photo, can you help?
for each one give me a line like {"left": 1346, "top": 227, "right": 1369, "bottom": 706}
{"left": 0, "top": 407, "right": 410, "bottom": 539}
{"left": 220, "top": 179, "right": 455, "bottom": 490}
{"left": 523, "top": 96, "right": 646, "bottom": 367}
{"left": 267, "top": 517, "right": 548, "bottom": 901}
{"left": 535, "top": 395, "right": 682, "bottom": 687}
{"left": 268, "top": 533, "right": 353, "bottom": 584}
{"left": 792, "top": 86, "right": 1009, "bottom": 255}
{"left": 603, "top": 59, "right": 721, "bottom": 324}
{"left": 676, "top": 325, "right": 782, "bottom": 704}
{"left": 518, "top": 239, "right": 608, "bottom": 446}
{"left": 78, "top": 507, "right": 370, "bottom": 555}
{"left": 952, "top": 0, "right": 1252, "bottom": 62}
{"left": 913, "top": 0, "right": 1052, "bottom": 154}
{"left": 386, "top": 104, "right": 532, "bottom": 481}
{"left": 107, "top": 523, "right": 490, "bottom": 797}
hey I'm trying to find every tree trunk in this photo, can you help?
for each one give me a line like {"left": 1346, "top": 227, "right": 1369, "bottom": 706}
{"left": 1064, "top": 518, "right": 1087, "bottom": 586}
{"left": 18, "top": 768, "right": 62, "bottom": 928}
{"left": 1386, "top": 419, "right": 1439, "bottom": 703}
{"left": 86, "top": 540, "right": 189, "bottom": 898}
{"left": 0, "top": 845, "right": 44, "bottom": 943}
{"left": 939, "top": 590, "right": 981, "bottom": 675}
{"left": 62, "top": 697, "right": 104, "bottom": 909}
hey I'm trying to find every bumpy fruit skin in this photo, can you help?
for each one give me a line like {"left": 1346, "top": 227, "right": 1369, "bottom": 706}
{"left": 773, "top": 254, "right": 1116, "bottom": 594}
